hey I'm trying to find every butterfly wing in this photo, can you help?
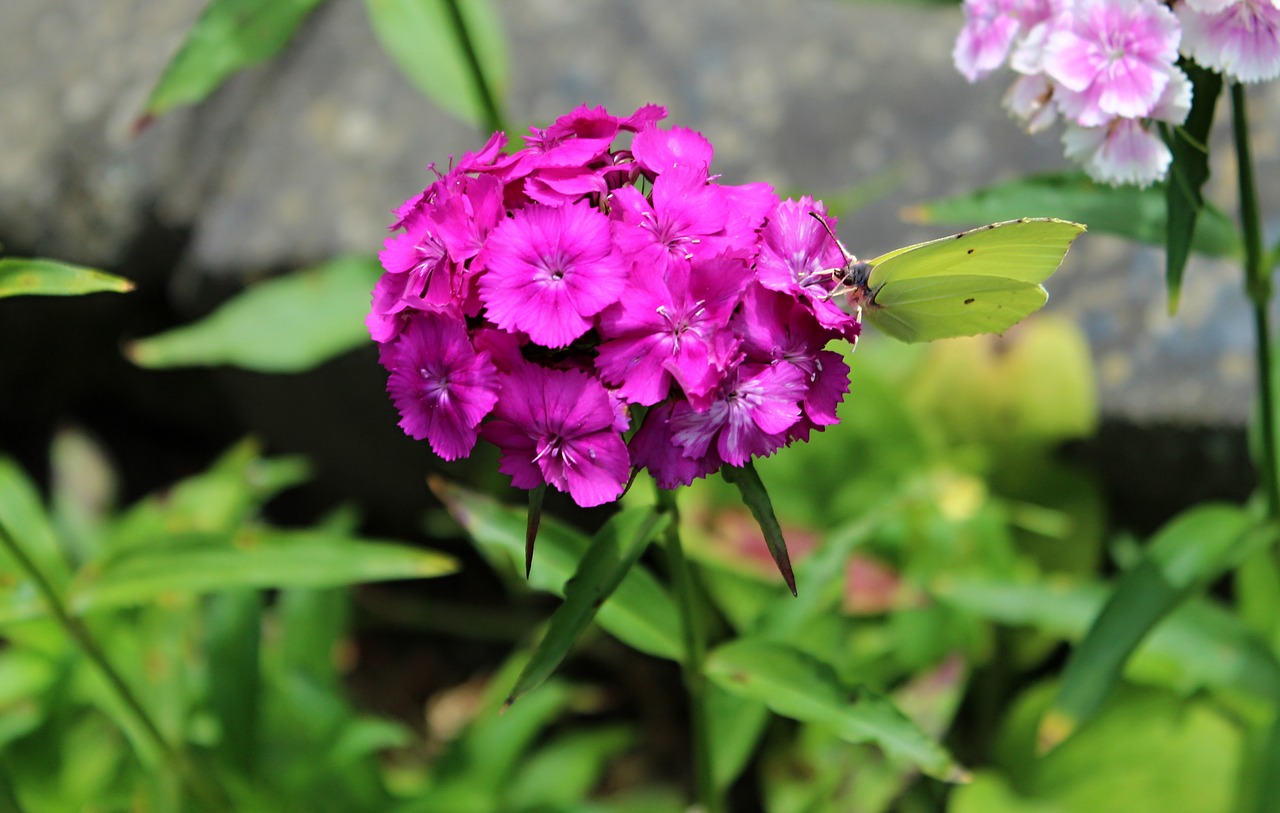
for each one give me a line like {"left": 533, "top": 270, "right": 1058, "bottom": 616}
{"left": 857, "top": 217, "right": 1083, "bottom": 343}
{"left": 863, "top": 275, "right": 1049, "bottom": 343}
{"left": 865, "top": 218, "right": 1086, "bottom": 289}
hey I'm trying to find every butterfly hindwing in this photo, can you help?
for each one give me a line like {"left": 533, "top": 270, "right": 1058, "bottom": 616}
{"left": 863, "top": 275, "right": 1049, "bottom": 344}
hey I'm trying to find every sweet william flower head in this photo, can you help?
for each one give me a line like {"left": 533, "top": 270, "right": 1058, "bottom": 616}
{"left": 370, "top": 105, "right": 861, "bottom": 507}
{"left": 1179, "top": 0, "right": 1280, "bottom": 84}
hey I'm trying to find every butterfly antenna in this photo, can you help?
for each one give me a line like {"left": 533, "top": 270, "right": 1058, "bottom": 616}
{"left": 808, "top": 211, "right": 855, "bottom": 262}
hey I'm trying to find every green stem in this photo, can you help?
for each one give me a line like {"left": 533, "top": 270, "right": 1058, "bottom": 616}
{"left": 0, "top": 520, "right": 228, "bottom": 812}
{"left": 656, "top": 488, "right": 722, "bottom": 813}
{"left": 441, "top": 0, "right": 507, "bottom": 135}
{"left": 1232, "top": 83, "right": 1280, "bottom": 520}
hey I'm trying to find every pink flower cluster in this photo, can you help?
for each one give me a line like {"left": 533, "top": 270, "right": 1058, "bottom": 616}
{"left": 369, "top": 105, "right": 860, "bottom": 507}
{"left": 955, "top": 0, "right": 1280, "bottom": 187}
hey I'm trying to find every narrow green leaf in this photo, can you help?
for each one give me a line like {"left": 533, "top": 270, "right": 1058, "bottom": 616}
{"left": 525, "top": 483, "right": 546, "bottom": 578}
{"left": 502, "top": 726, "right": 633, "bottom": 809}
{"left": 125, "top": 256, "right": 380, "bottom": 372}
{"left": 0, "top": 258, "right": 133, "bottom": 298}
{"left": 363, "top": 0, "right": 508, "bottom": 129}
{"left": 722, "top": 462, "right": 797, "bottom": 596}
{"left": 66, "top": 530, "right": 456, "bottom": 614}
{"left": 934, "top": 575, "right": 1280, "bottom": 702}
{"left": 204, "top": 590, "right": 263, "bottom": 776}
{"left": 431, "top": 478, "right": 682, "bottom": 660}
{"left": 704, "top": 638, "right": 967, "bottom": 782}
{"left": 1040, "top": 505, "right": 1263, "bottom": 751}
{"left": 0, "top": 459, "right": 72, "bottom": 588}
{"left": 907, "top": 171, "right": 1241, "bottom": 260}
{"left": 707, "top": 685, "right": 770, "bottom": 791}
{"left": 506, "top": 507, "right": 669, "bottom": 706}
{"left": 141, "top": 0, "right": 326, "bottom": 118}
{"left": 1255, "top": 706, "right": 1280, "bottom": 813}
{"left": 1164, "top": 61, "right": 1222, "bottom": 312}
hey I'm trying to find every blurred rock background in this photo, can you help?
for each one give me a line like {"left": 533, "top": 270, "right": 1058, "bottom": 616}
{"left": 2, "top": 0, "right": 1273, "bottom": 533}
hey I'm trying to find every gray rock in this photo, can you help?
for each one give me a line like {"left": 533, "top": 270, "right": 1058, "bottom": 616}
{"left": 3, "top": 0, "right": 1275, "bottom": 434}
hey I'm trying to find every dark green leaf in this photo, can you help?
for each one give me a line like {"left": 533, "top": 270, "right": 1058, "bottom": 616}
{"left": 126, "top": 256, "right": 380, "bottom": 372}
{"left": 506, "top": 507, "right": 668, "bottom": 706}
{"left": 141, "top": 0, "right": 327, "bottom": 118}
{"left": 0, "top": 258, "right": 133, "bottom": 299}
{"left": 1040, "top": 505, "right": 1265, "bottom": 750}
{"left": 363, "top": 0, "right": 508, "bottom": 129}
{"left": 431, "top": 478, "right": 682, "bottom": 659}
{"left": 1164, "top": 60, "right": 1222, "bottom": 312}
{"left": 1255, "top": 707, "right": 1280, "bottom": 813}
{"left": 705, "top": 638, "right": 967, "bottom": 781}
{"left": 722, "top": 462, "right": 796, "bottom": 595}
{"left": 907, "top": 171, "right": 1241, "bottom": 260}
{"left": 204, "top": 591, "right": 263, "bottom": 776}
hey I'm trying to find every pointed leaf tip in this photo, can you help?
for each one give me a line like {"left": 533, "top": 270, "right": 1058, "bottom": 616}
{"left": 723, "top": 462, "right": 799, "bottom": 596}
{"left": 1037, "top": 709, "right": 1075, "bottom": 755}
{"left": 525, "top": 484, "right": 546, "bottom": 578}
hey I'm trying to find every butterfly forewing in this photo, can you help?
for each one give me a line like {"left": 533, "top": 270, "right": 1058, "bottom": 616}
{"left": 865, "top": 218, "right": 1085, "bottom": 289}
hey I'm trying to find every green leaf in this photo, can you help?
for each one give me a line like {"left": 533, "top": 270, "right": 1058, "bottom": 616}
{"left": 1040, "top": 504, "right": 1263, "bottom": 750}
{"left": 933, "top": 575, "right": 1280, "bottom": 702}
{"left": 62, "top": 530, "right": 456, "bottom": 616}
{"left": 141, "top": 0, "right": 327, "bottom": 118}
{"left": 506, "top": 507, "right": 669, "bottom": 706}
{"left": 0, "top": 459, "right": 72, "bottom": 589}
{"left": 502, "top": 726, "right": 633, "bottom": 809}
{"left": 953, "top": 686, "right": 1241, "bottom": 813}
{"left": 704, "top": 638, "right": 966, "bottom": 782}
{"left": 707, "top": 685, "right": 770, "bottom": 792}
{"left": 0, "top": 258, "right": 133, "bottom": 298}
{"left": 722, "top": 461, "right": 797, "bottom": 595}
{"left": 431, "top": 478, "right": 682, "bottom": 660}
{"left": 1164, "top": 60, "right": 1222, "bottom": 312}
{"left": 204, "top": 591, "right": 263, "bottom": 776}
{"left": 363, "top": 0, "right": 508, "bottom": 129}
{"left": 907, "top": 171, "right": 1242, "bottom": 260}
{"left": 1255, "top": 707, "right": 1280, "bottom": 813}
{"left": 125, "top": 256, "right": 380, "bottom": 373}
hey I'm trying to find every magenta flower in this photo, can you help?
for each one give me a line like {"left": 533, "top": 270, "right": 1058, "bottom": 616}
{"left": 631, "top": 124, "right": 715, "bottom": 176}
{"left": 610, "top": 165, "right": 733, "bottom": 273}
{"left": 481, "top": 363, "right": 631, "bottom": 507}
{"left": 596, "top": 256, "right": 747, "bottom": 406}
{"left": 955, "top": 0, "right": 1026, "bottom": 82}
{"left": 736, "top": 284, "right": 852, "bottom": 429}
{"left": 755, "top": 198, "right": 861, "bottom": 336}
{"left": 629, "top": 401, "right": 722, "bottom": 490}
{"left": 381, "top": 313, "right": 500, "bottom": 461}
{"left": 477, "top": 201, "right": 627, "bottom": 348}
{"left": 1043, "top": 0, "right": 1182, "bottom": 126}
{"left": 669, "top": 363, "right": 808, "bottom": 468}
{"left": 372, "top": 104, "right": 860, "bottom": 509}
{"left": 1179, "top": 0, "right": 1280, "bottom": 84}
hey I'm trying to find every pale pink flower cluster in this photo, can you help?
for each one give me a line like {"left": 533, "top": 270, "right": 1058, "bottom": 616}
{"left": 955, "top": 0, "right": 1280, "bottom": 187}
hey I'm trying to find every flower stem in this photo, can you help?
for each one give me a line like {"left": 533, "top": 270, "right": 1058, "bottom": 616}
{"left": 656, "top": 488, "right": 722, "bottom": 813}
{"left": 1232, "top": 82, "right": 1280, "bottom": 520}
{"left": 441, "top": 0, "right": 508, "bottom": 135}
{"left": 0, "top": 520, "right": 229, "bottom": 811}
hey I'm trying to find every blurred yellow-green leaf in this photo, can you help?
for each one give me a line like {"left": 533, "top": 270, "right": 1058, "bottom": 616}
{"left": 126, "top": 256, "right": 380, "bottom": 373}
{"left": 141, "top": 0, "right": 327, "bottom": 118}
{"left": 363, "top": 0, "right": 508, "bottom": 130}
{"left": 0, "top": 259, "right": 133, "bottom": 299}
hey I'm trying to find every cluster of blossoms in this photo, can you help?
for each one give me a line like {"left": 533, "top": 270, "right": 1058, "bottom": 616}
{"left": 369, "top": 105, "right": 860, "bottom": 507}
{"left": 955, "top": 0, "right": 1280, "bottom": 187}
